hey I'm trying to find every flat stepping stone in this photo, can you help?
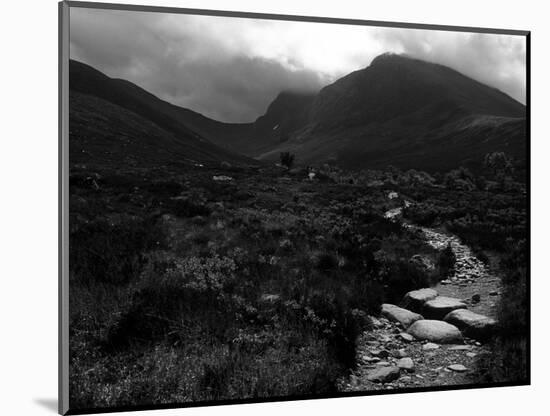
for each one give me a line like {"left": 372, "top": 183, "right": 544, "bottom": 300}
{"left": 408, "top": 320, "right": 463, "bottom": 344}
{"left": 403, "top": 288, "right": 438, "bottom": 312}
{"left": 423, "top": 296, "right": 468, "bottom": 319}
{"left": 444, "top": 309, "right": 496, "bottom": 340}
{"left": 381, "top": 304, "right": 423, "bottom": 328}
{"left": 366, "top": 366, "right": 401, "bottom": 383}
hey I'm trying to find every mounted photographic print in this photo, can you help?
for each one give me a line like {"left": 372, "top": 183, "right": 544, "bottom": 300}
{"left": 59, "top": 1, "right": 530, "bottom": 414}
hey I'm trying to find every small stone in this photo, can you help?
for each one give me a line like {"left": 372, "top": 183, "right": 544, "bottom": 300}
{"left": 423, "top": 342, "right": 440, "bottom": 350}
{"left": 448, "top": 364, "right": 468, "bottom": 372}
{"left": 489, "top": 291, "right": 499, "bottom": 296}
{"left": 397, "top": 357, "right": 415, "bottom": 372}
{"left": 371, "top": 349, "right": 390, "bottom": 358}
{"left": 366, "top": 366, "right": 401, "bottom": 383}
{"left": 399, "top": 332, "right": 414, "bottom": 342}
{"left": 448, "top": 345, "right": 471, "bottom": 351}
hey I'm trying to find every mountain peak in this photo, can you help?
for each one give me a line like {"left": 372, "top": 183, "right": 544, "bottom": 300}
{"left": 369, "top": 52, "right": 417, "bottom": 67}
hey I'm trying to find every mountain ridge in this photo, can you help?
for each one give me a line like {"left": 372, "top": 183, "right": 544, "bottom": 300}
{"left": 69, "top": 54, "right": 526, "bottom": 172}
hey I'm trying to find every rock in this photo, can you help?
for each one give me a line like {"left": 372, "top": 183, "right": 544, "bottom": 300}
{"left": 398, "top": 332, "right": 415, "bottom": 343}
{"left": 444, "top": 309, "right": 496, "bottom": 340}
{"left": 409, "top": 254, "right": 435, "bottom": 274}
{"left": 370, "top": 349, "right": 390, "bottom": 358}
{"left": 212, "top": 175, "right": 233, "bottom": 181}
{"left": 466, "top": 352, "right": 477, "bottom": 358}
{"left": 381, "top": 304, "right": 424, "bottom": 329}
{"left": 377, "top": 361, "right": 391, "bottom": 366}
{"left": 422, "top": 342, "right": 440, "bottom": 350}
{"left": 408, "top": 320, "right": 463, "bottom": 344}
{"left": 391, "top": 349, "right": 409, "bottom": 358}
{"left": 423, "top": 296, "right": 468, "bottom": 320}
{"left": 448, "top": 345, "right": 471, "bottom": 351}
{"left": 447, "top": 364, "right": 468, "bottom": 372}
{"left": 366, "top": 366, "right": 401, "bottom": 383}
{"left": 369, "top": 316, "right": 384, "bottom": 328}
{"left": 397, "top": 357, "right": 415, "bottom": 372}
{"left": 260, "top": 294, "right": 280, "bottom": 303}
{"left": 403, "top": 288, "right": 438, "bottom": 312}
{"left": 489, "top": 291, "right": 499, "bottom": 296}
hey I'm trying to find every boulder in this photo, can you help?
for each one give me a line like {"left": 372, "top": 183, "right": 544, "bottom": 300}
{"left": 423, "top": 296, "right": 467, "bottom": 319}
{"left": 366, "top": 366, "right": 401, "bottom": 383}
{"left": 403, "top": 288, "right": 438, "bottom": 312}
{"left": 381, "top": 304, "right": 423, "bottom": 329}
{"left": 444, "top": 309, "right": 496, "bottom": 340}
{"left": 407, "top": 320, "right": 463, "bottom": 344}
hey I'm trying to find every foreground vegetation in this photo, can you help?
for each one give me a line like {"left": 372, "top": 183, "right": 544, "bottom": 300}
{"left": 69, "top": 157, "right": 527, "bottom": 409}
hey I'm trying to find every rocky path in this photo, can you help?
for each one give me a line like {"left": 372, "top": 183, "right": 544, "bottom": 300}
{"left": 338, "top": 202, "right": 501, "bottom": 392}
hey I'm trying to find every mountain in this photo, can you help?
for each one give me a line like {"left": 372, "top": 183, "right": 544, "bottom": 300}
{"left": 69, "top": 55, "right": 527, "bottom": 172}
{"left": 69, "top": 60, "right": 255, "bottom": 169}
{"left": 253, "top": 53, "right": 526, "bottom": 171}
{"left": 174, "top": 90, "right": 316, "bottom": 157}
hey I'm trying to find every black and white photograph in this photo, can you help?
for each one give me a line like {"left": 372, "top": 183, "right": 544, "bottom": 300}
{"left": 60, "top": 1, "right": 529, "bottom": 413}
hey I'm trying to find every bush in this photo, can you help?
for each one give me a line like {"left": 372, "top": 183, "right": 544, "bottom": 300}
{"left": 171, "top": 198, "right": 211, "bottom": 218}
{"left": 280, "top": 152, "right": 295, "bottom": 169}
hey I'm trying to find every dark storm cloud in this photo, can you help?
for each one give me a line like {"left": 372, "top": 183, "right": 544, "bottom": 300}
{"left": 70, "top": 8, "right": 526, "bottom": 123}
{"left": 69, "top": 9, "right": 326, "bottom": 122}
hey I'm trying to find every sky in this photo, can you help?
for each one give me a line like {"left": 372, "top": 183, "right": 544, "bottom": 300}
{"left": 70, "top": 7, "right": 527, "bottom": 123}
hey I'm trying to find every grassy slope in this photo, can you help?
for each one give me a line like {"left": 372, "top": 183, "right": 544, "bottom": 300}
{"left": 69, "top": 164, "right": 447, "bottom": 410}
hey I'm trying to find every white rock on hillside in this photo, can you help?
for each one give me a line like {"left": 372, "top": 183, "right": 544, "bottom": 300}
{"left": 423, "top": 296, "right": 468, "bottom": 320}
{"left": 407, "top": 320, "right": 463, "bottom": 344}
{"left": 444, "top": 309, "right": 496, "bottom": 340}
{"left": 403, "top": 288, "right": 438, "bottom": 312}
{"left": 381, "top": 304, "right": 423, "bottom": 329}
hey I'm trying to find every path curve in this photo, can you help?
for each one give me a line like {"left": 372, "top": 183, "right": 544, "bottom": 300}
{"left": 338, "top": 201, "right": 501, "bottom": 392}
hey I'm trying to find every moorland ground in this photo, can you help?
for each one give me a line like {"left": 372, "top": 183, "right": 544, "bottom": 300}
{"left": 68, "top": 161, "right": 527, "bottom": 409}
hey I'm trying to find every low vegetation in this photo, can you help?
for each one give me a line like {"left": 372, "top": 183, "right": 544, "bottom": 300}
{"left": 69, "top": 155, "right": 527, "bottom": 409}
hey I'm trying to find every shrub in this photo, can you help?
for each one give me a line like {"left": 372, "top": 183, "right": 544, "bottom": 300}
{"left": 171, "top": 198, "right": 211, "bottom": 218}
{"left": 280, "top": 152, "right": 295, "bottom": 170}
